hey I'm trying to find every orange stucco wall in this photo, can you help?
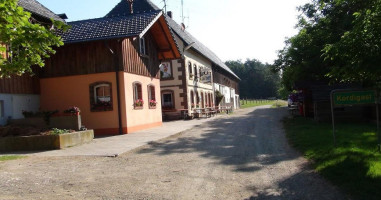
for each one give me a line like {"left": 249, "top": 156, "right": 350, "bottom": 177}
{"left": 40, "top": 72, "right": 162, "bottom": 135}
{"left": 40, "top": 73, "right": 122, "bottom": 134}
{"left": 121, "top": 73, "right": 163, "bottom": 132}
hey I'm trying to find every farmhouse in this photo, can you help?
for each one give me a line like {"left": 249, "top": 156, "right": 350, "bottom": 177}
{"left": 40, "top": 0, "right": 180, "bottom": 135}
{"left": 105, "top": 0, "right": 240, "bottom": 119}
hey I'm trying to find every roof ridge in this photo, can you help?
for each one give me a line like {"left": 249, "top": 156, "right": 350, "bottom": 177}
{"left": 105, "top": 0, "right": 161, "bottom": 18}
{"left": 68, "top": 11, "right": 160, "bottom": 24}
{"left": 18, "top": 0, "right": 65, "bottom": 22}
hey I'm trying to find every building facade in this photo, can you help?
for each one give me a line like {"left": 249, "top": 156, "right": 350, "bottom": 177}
{"left": 41, "top": 6, "right": 180, "bottom": 135}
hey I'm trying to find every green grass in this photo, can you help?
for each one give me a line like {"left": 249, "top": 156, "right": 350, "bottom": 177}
{"left": 284, "top": 117, "right": 381, "bottom": 200}
{"left": 240, "top": 100, "right": 277, "bottom": 109}
{"left": 271, "top": 100, "right": 288, "bottom": 108}
{"left": 0, "top": 155, "right": 26, "bottom": 162}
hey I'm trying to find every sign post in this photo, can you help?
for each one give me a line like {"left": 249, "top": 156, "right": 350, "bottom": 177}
{"left": 330, "top": 90, "right": 379, "bottom": 149}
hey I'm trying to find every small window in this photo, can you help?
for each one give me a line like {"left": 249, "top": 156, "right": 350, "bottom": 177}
{"left": 90, "top": 82, "right": 113, "bottom": 112}
{"left": 140, "top": 37, "right": 147, "bottom": 56}
{"left": 0, "top": 100, "right": 4, "bottom": 118}
{"left": 148, "top": 85, "right": 156, "bottom": 108}
{"left": 162, "top": 91, "right": 174, "bottom": 110}
{"left": 193, "top": 64, "right": 198, "bottom": 80}
{"left": 188, "top": 62, "right": 193, "bottom": 79}
{"left": 190, "top": 91, "right": 195, "bottom": 108}
{"left": 133, "top": 82, "right": 143, "bottom": 108}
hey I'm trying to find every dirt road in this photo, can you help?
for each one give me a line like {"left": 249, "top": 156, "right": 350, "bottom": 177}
{"left": 0, "top": 106, "right": 347, "bottom": 199}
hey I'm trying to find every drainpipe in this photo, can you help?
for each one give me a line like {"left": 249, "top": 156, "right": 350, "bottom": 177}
{"left": 105, "top": 41, "right": 123, "bottom": 135}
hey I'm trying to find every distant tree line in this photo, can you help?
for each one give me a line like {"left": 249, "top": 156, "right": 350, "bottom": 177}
{"left": 226, "top": 59, "right": 281, "bottom": 99}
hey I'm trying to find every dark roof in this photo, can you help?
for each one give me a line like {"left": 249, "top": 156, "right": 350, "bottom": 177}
{"left": 106, "top": 0, "right": 160, "bottom": 17}
{"left": 18, "top": 0, "right": 65, "bottom": 22}
{"left": 104, "top": 0, "right": 239, "bottom": 80}
{"left": 61, "top": 11, "right": 161, "bottom": 43}
{"left": 166, "top": 17, "right": 240, "bottom": 80}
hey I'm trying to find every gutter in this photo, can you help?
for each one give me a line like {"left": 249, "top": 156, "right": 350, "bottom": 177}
{"left": 105, "top": 40, "right": 123, "bottom": 135}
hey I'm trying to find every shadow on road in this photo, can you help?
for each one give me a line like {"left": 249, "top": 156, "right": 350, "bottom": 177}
{"left": 137, "top": 107, "right": 346, "bottom": 199}
{"left": 138, "top": 107, "right": 297, "bottom": 172}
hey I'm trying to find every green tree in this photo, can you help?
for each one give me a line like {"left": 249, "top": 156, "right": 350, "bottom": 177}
{"left": 0, "top": 0, "right": 68, "bottom": 77}
{"left": 274, "top": 0, "right": 381, "bottom": 91}
{"left": 226, "top": 59, "right": 280, "bottom": 99}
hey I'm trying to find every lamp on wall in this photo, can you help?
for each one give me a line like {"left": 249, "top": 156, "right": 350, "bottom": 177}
{"left": 184, "top": 42, "right": 195, "bottom": 51}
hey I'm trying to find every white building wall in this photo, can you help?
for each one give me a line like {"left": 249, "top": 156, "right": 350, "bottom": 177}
{"left": 0, "top": 94, "right": 40, "bottom": 125}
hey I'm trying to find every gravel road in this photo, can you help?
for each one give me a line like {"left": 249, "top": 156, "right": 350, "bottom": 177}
{"left": 0, "top": 106, "right": 347, "bottom": 200}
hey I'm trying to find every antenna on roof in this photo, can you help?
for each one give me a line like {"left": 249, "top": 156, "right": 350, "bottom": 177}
{"left": 163, "top": 0, "right": 167, "bottom": 13}
{"left": 127, "top": 0, "right": 134, "bottom": 14}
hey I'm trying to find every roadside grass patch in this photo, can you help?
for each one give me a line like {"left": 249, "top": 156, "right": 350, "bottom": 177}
{"left": 283, "top": 116, "right": 381, "bottom": 200}
{"left": 0, "top": 155, "right": 26, "bottom": 162}
{"left": 271, "top": 100, "right": 287, "bottom": 108}
{"left": 240, "top": 100, "right": 276, "bottom": 109}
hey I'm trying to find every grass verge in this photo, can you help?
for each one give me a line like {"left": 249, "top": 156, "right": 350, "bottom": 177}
{"left": 283, "top": 116, "right": 381, "bottom": 200}
{"left": 271, "top": 100, "right": 287, "bottom": 108}
{"left": 0, "top": 155, "right": 26, "bottom": 162}
{"left": 240, "top": 100, "right": 277, "bottom": 109}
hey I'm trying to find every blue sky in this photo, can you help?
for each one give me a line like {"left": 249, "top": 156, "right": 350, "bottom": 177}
{"left": 38, "top": 0, "right": 309, "bottom": 64}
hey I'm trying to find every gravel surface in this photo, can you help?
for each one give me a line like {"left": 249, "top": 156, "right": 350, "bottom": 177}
{"left": 0, "top": 106, "right": 348, "bottom": 200}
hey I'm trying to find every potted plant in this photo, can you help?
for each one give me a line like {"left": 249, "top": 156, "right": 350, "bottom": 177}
{"left": 64, "top": 106, "right": 81, "bottom": 116}
{"left": 134, "top": 99, "right": 144, "bottom": 108}
{"left": 149, "top": 100, "right": 157, "bottom": 108}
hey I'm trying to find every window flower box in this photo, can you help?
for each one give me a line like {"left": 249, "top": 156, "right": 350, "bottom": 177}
{"left": 149, "top": 100, "right": 157, "bottom": 109}
{"left": 134, "top": 99, "right": 144, "bottom": 109}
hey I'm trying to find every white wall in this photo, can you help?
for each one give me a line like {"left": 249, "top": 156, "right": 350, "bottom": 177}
{"left": 0, "top": 94, "right": 40, "bottom": 125}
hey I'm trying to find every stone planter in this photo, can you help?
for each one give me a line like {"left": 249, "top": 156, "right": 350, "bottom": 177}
{"left": 0, "top": 130, "right": 94, "bottom": 152}
{"left": 9, "top": 115, "right": 82, "bottom": 131}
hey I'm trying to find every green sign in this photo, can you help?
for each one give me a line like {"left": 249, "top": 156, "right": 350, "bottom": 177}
{"left": 333, "top": 90, "right": 376, "bottom": 106}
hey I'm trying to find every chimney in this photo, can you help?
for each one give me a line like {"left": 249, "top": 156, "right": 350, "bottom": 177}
{"left": 127, "top": 0, "right": 134, "bottom": 14}
{"left": 167, "top": 11, "right": 173, "bottom": 18}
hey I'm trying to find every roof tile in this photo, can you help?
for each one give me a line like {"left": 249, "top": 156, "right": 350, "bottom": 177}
{"left": 61, "top": 11, "right": 160, "bottom": 43}
{"left": 18, "top": 0, "right": 65, "bottom": 22}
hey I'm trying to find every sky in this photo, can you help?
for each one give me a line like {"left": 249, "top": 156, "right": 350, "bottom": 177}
{"left": 38, "top": 0, "right": 310, "bottom": 64}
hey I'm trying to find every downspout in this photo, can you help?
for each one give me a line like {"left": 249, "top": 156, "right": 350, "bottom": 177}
{"left": 105, "top": 40, "right": 123, "bottom": 135}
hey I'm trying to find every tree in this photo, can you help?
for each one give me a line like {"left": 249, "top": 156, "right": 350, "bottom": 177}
{"left": 226, "top": 59, "right": 280, "bottom": 99}
{"left": 0, "top": 0, "right": 68, "bottom": 78}
{"left": 324, "top": 0, "right": 381, "bottom": 83}
{"left": 274, "top": 0, "right": 381, "bottom": 91}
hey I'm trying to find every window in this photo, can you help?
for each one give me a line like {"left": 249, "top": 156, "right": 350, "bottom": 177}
{"left": 148, "top": 85, "right": 156, "bottom": 108}
{"left": 133, "top": 82, "right": 143, "bottom": 108}
{"left": 188, "top": 62, "right": 193, "bottom": 79}
{"left": 139, "top": 37, "right": 147, "bottom": 56}
{"left": 161, "top": 90, "right": 174, "bottom": 110}
{"left": 190, "top": 91, "right": 195, "bottom": 108}
{"left": 90, "top": 82, "right": 113, "bottom": 112}
{"left": 193, "top": 64, "right": 198, "bottom": 80}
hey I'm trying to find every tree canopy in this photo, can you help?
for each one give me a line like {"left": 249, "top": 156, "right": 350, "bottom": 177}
{"left": 274, "top": 0, "right": 381, "bottom": 91}
{"left": 0, "top": 0, "right": 68, "bottom": 78}
{"left": 226, "top": 59, "right": 280, "bottom": 99}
